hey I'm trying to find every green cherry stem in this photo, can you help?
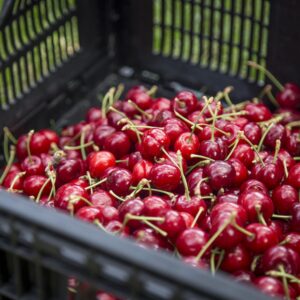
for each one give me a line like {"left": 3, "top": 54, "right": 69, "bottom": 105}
{"left": 3, "top": 127, "right": 17, "bottom": 144}
{"left": 114, "top": 84, "right": 125, "bottom": 102}
{"left": 278, "top": 265, "right": 291, "bottom": 300}
{"left": 36, "top": 177, "right": 51, "bottom": 203}
{"left": 273, "top": 139, "right": 281, "bottom": 163}
{"left": 191, "top": 207, "right": 204, "bottom": 228}
{"left": 26, "top": 130, "right": 34, "bottom": 162}
{"left": 257, "top": 123, "right": 274, "bottom": 152}
{"left": 8, "top": 171, "right": 26, "bottom": 192}
{"left": 147, "top": 85, "right": 158, "bottom": 96}
{"left": 272, "top": 214, "right": 292, "bottom": 220}
{"left": 0, "top": 145, "right": 16, "bottom": 185}
{"left": 85, "top": 178, "right": 107, "bottom": 190}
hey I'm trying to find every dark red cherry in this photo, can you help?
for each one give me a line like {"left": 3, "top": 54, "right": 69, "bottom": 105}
{"left": 2, "top": 171, "right": 24, "bottom": 191}
{"left": 126, "top": 90, "right": 152, "bottom": 110}
{"left": 85, "top": 107, "right": 103, "bottom": 123}
{"left": 131, "top": 159, "right": 153, "bottom": 185}
{"left": 56, "top": 159, "right": 85, "bottom": 185}
{"left": 244, "top": 223, "right": 278, "bottom": 254}
{"left": 118, "top": 198, "right": 144, "bottom": 229}
{"left": 140, "top": 129, "right": 170, "bottom": 159}
{"left": 232, "top": 270, "right": 254, "bottom": 283}
{"left": 240, "top": 179, "right": 268, "bottom": 195}
{"left": 272, "top": 185, "right": 298, "bottom": 215}
{"left": 254, "top": 277, "right": 285, "bottom": 298}
{"left": 217, "top": 193, "right": 239, "bottom": 204}
{"left": 232, "top": 117, "right": 249, "bottom": 129}
{"left": 198, "top": 139, "right": 226, "bottom": 160}
{"left": 231, "top": 143, "right": 255, "bottom": 168}
{"left": 220, "top": 244, "right": 251, "bottom": 273}
{"left": 174, "top": 195, "right": 207, "bottom": 219}
{"left": 143, "top": 196, "right": 170, "bottom": 217}
{"left": 287, "top": 163, "right": 300, "bottom": 189}
{"left": 30, "top": 132, "right": 51, "bottom": 155}
{"left": 23, "top": 175, "right": 51, "bottom": 198}
{"left": 228, "top": 158, "right": 248, "bottom": 187}
{"left": 93, "top": 125, "right": 116, "bottom": 148}
{"left": 264, "top": 124, "right": 286, "bottom": 149}
{"left": 187, "top": 167, "right": 213, "bottom": 197}
{"left": 98, "top": 206, "right": 119, "bottom": 225}
{"left": 21, "top": 156, "right": 44, "bottom": 176}
{"left": 245, "top": 103, "right": 272, "bottom": 122}
{"left": 290, "top": 203, "right": 300, "bottom": 232}
{"left": 203, "top": 160, "right": 235, "bottom": 191}
{"left": 159, "top": 150, "right": 187, "bottom": 172}
{"left": 87, "top": 151, "right": 116, "bottom": 178}
{"left": 163, "top": 118, "right": 189, "bottom": 145}
{"left": 174, "top": 133, "right": 200, "bottom": 160}
{"left": 160, "top": 210, "right": 186, "bottom": 239}
{"left": 89, "top": 189, "right": 117, "bottom": 208}
{"left": 16, "top": 135, "right": 28, "bottom": 160}
{"left": 172, "top": 91, "right": 198, "bottom": 116}
{"left": 75, "top": 206, "right": 102, "bottom": 222}
{"left": 151, "top": 97, "right": 171, "bottom": 111}
{"left": 106, "top": 111, "right": 124, "bottom": 130}
{"left": 284, "top": 130, "right": 300, "bottom": 156}
{"left": 276, "top": 83, "right": 300, "bottom": 110}
{"left": 180, "top": 212, "right": 195, "bottom": 228}
{"left": 176, "top": 228, "right": 209, "bottom": 256}
{"left": 40, "top": 129, "right": 59, "bottom": 145}
{"left": 243, "top": 122, "right": 262, "bottom": 145}
{"left": 149, "top": 163, "right": 181, "bottom": 192}
{"left": 103, "top": 132, "right": 131, "bottom": 159}
{"left": 105, "top": 220, "right": 129, "bottom": 237}
{"left": 106, "top": 168, "right": 132, "bottom": 196}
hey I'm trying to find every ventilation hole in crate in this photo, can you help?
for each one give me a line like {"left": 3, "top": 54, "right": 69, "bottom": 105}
{"left": 153, "top": 0, "right": 270, "bottom": 84}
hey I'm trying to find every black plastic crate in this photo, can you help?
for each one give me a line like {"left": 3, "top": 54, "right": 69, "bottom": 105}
{"left": 0, "top": 0, "right": 299, "bottom": 299}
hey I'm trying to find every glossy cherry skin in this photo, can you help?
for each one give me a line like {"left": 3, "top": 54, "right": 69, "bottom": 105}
{"left": 285, "top": 130, "right": 300, "bottom": 156}
{"left": 287, "top": 163, "right": 300, "bottom": 189}
{"left": 176, "top": 228, "right": 209, "bottom": 256}
{"left": 238, "top": 191, "right": 273, "bottom": 223}
{"left": 187, "top": 167, "right": 212, "bottom": 197}
{"left": 87, "top": 151, "right": 116, "bottom": 178}
{"left": 40, "top": 129, "right": 59, "bottom": 145}
{"left": 245, "top": 103, "right": 272, "bottom": 122}
{"left": 240, "top": 179, "right": 268, "bottom": 195}
{"left": 290, "top": 203, "right": 300, "bottom": 232}
{"left": 105, "top": 220, "right": 130, "bottom": 237}
{"left": 254, "top": 277, "right": 286, "bottom": 298}
{"left": 180, "top": 212, "right": 195, "bottom": 228}
{"left": 21, "top": 155, "right": 44, "bottom": 176}
{"left": 54, "top": 184, "right": 89, "bottom": 213}
{"left": 174, "top": 195, "right": 207, "bottom": 219}
{"left": 103, "top": 132, "right": 131, "bottom": 159}
{"left": 231, "top": 143, "right": 255, "bottom": 168}
{"left": 260, "top": 245, "right": 300, "bottom": 275}
{"left": 198, "top": 139, "right": 227, "bottom": 160}
{"left": 131, "top": 159, "right": 153, "bottom": 185}
{"left": 220, "top": 244, "right": 251, "bottom": 273}
{"left": 98, "top": 206, "right": 119, "bottom": 225}
{"left": 75, "top": 206, "right": 102, "bottom": 222}
{"left": 272, "top": 185, "right": 298, "bottom": 215}
{"left": 278, "top": 149, "right": 295, "bottom": 170}
{"left": 149, "top": 163, "right": 181, "bottom": 192}
{"left": 30, "top": 132, "right": 51, "bottom": 155}
{"left": 264, "top": 124, "right": 286, "bottom": 149}
{"left": 203, "top": 160, "right": 235, "bottom": 191}
{"left": 95, "top": 291, "right": 117, "bottom": 300}
{"left": 151, "top": 97, "right": 171, "bottom": 111}
{"left": 160, "top": 210, "right": 186, "bottom": 239}
{"left": 174, "top": 133, "right": 200, "bottom": 160}
{"left": 56, "top": 159, "right": 85, "bottom": 185}
{"left": 163, "top": 118, "right": 189, "bottom": 145}
{"left": 2, "top": 171, "right": 25, "bottom": 191}
{"left": 276, "top": 83, "right": 300, "bottom": 110}
{"left": 126, "top": 89, "right": 152, "bottom": 110}
{"left": 243, "top": 122, "right": 262, "bottom": 145}
{"left": 217, "top": 193, "right": 239, "bottom": 204}
{"left": 143, "top": 196, "right": 170, "bottom": 217}
{"left": 89, "top": 189, "right": 117, "bottom": 208}
{"left": 172, "top": 91, "right": 198, "bottom": 116}
{"left": 159, "top": 151, "right": 187, "bottom": 172}
{"left": 232, "top": 270, "right": 254, "bottom": 284}
{"left": 140, "top": 129, "right": 170, "bottom": 159}
{"left": 16, "top": 135, "right": 28, "bottom": 160}
{"left": 93, "top": 125, "right": 116, "bottom": 148}
{"left": 283, "top": 233, "right": 300, "bottom": 254}
{"left": 228, "top": 158, "right": 248, "bottom": 187}
{"left": 106, "top": 168, "right": 132, "bottom": 196}
{"left": 244, "top": 223, "right": 278, "bottom": 254}
{"left": 85, "top": 107, "right": 103, "bottom": 123}
{"left": 23, "top": 175, "right": 51, "bottom": 198}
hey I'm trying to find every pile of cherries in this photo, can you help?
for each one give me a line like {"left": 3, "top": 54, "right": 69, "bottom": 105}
{"left": 1, "top": 62, "right": 300, "bottom": 300}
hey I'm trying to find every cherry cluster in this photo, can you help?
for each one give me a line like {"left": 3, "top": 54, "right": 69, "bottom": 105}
{"left": 1, "top": 62, "right": 300, "bottom": 300}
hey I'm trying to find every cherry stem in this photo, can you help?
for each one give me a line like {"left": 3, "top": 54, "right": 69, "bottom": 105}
{"left": 109, "top": 190, "right": 126, "bottom": 202}
{"left": 52, "top": 150, "right": 66, "bottom": 166}
{"left": 267, "top": 269, "right": 300, "bottom": 285}
{"left": 114, "top": 83, "right": 124, "bottom": 102}
{"left": 126, "top": 179, "right": 149, "bottom": 199}
{"left": 282, "top": 159, "right": 289, "bottom": 179}
{"left": 86, "top": 171, "right": 93, "bottom": 194}
{"left": 130, "top": 186, "right": 174, "bottom": 198}
{"left": 241, "top": 133, "right": 265, "bottom": 166}
{"left": 120, "top": 122, "right": 143, "bottom": 144}
{"left": 294, "top": 157, "right": 300, "bottom": 161}
{"left": 260, "top": 84, "right": 279, "bottom": 108}
{"left": 36, "top": 177, "right": 51, "bottom": 203}
{"left": 45, "top": 164, "right": 56, "bottom": 198}
{"left": 223, "top": 86, "right": 236, "bottom": 113}
{"left": 128, "top": 100, "right": 152, "bottom": 119}
{"left": 215, "top": 249, "right": 225, "bottom": 271}
{"left": 80, "top": 128, "right": 88, "bottom": 160}
{"left": 257, "top": 123, "right": 274, "bottom": 152}
{"left": 187, "top": 160, "right": 211, "bottom": 174}
{"left": 278, "top": 265, "right": 291, "bottom": 300}
{"left": 273, "top": 139, "right": 281, "bottom": 163}
{"left": 287, "top": 120, "right": 300, "bottom": 130}
{"left": 8, "top": 171, "right": 26, "bottom": 192}
{"left": 272, "top": 214, "right": 292, "bottom": 220}
{"left": 191, "top": 207, "right": 204, "bottom": 228}
{"left": 147, "top": 85, "right": 158, "bottom": 96}
{"left": 251, "top": 255, "right": 261, "bottom": 272}
{"left": 102, "top": 87, "right": 116, "bottom": 119}
{"left": 85, "top": 178, "right": 107, "bottom": 191}
{"left": 194, "top": 177, "right": 209, "bottom": 197}
{"left": 64, "top": 141, "right": 94, "bottom": 151}
{"left": 0, "top": 145, "right": 16, "bottom": 185}
{"left": 190, "top": 154, "right": 214, "bottom": 161}
{"left": 248, "top": 61, "right": 284, "bottom": 91}
{"left": 225, "top": 132, "right": 242, "bottom": 160}
{"left": 210, "top": 249, "right": 217, "bottom": 275}
{"left": 3, "top": 127, "right": 17, "bottom": 144}
{"left": 206, "top": 111, "right": 247, "bottom": 122}
{"left": 177, "top": 151, "right": 190, "bottom": 201}
{"left": 26, "top": 130, "right": 34, "bottom": 162}
{"left": 94, "top": 219, "right": 107, "bottom": 232}
{"left": 255, "top": 205, "right": 267, "bottom": 226}
{"left": 232, "top": 221, "right": 255, "bottom": 238}
{"left": 195, "top": 212, "right": 236, "bottom": 261}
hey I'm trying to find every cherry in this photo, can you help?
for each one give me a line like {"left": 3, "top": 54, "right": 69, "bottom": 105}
{"left": 39, "top": 129, "right": 59, "bottom": 145}
{"left": 30, "top": 131, "right": 51, "bottom": 155}
{"left": 126, "top": 89, "right": 152, "bottom": 110}
{"left": 287, "top": 163, "right": 300, "bottom": 189}
{"left": 118, "top": 198, "right": 144, "bottom": 229}
{"left": 70, "top": 178, "right": 89, "bottom": 189}
{"left": 220, "top": 244, "right": 251, "bottom": 273}
{"left": 54, "top": 183, "right": 89, "bottom": 213}
{"left": 150, "top": 110, "right": 174, "bottom": 126}
{"left": 87, "top": 151, "right": 116, "bottom": 178}
{"left": 217, "top": 193, "right": 239, "bottom": 204}
{"left": 159, "top": 210, "right": 186, "bottom": 239}
{"left": 131, "top": 159, "right": 153, "bottom": 185}
{"left": 228, "top": 158, "right": 248, "bottom": 187}
{"left": 172, "top": 91, "right": 198, "bottom": 116}
{"left": 276, "top": 83, "right": 300, "bottom": 110}
{"left": 103, "top": 132, "right": 131, "bottom": 159}
{"left": 284, "top": 130, "right": 300, "bottom": 156}
{"left": 187, "top": 167, "right": 212, "bottom": 197}
{"left": 198, "top": 139, "right": 227, "bottom": 160}
{"left": 180, "top": 212, "right": 195, "bottom": 228}
{"left": 105, "top": 220, "right": 130, "bottom": 237}
{"left": 232, "top": 270, "right": 254, "bottom": 283}
{"left": 278, "top": 149, "right": 295, "bottom": 170}
{"left": 89, "top": 189, "right": 117, "bottom": 208}
{"left": 272, "top": 185, "right": 298, "bottom": 215}
{"left": 140, "top": 129, "right": 170, "bottom": 159}
{"left": 174, "top": 133, "right": 200, "bottom": 160}
{"left": 182, "top": 256, "right": 208, "bottom": 269}
{"left": 243, "top": 122, "right": 262, "bottom": 145}
{"left": 245, "top": 103, "right": 272, "bottom": 122}
{"left": 290, "top": 203, "right": 300, "bottom": 232}
{"left": 125, "top": 151, "right": 143, "bottom": 170}
{"left": 107, "top": 111, "right": 124, "bottom": 130}
{"left": 75, "top": 206, "right": 102, "bottom": 222}
{"left": 16, "top": 135, "right": 28, "bottom": 160}
{"left": 106, "top": 168, "right": 132, "bottom": 196}
{"left": 174, "top": 195, "right": 207, "bottom": 218}
{"left": 23, "top": 175, "right": 51, "bottom": 198}
{"left": 149, "top": 163, "right": 181, "bottom": 192}
{"left": 96, "top": 291, "right": 117, "bottom": 300}
{"left": 21, "top": 155, "right": 44, "bottom": 176}
{"left": 254, "top": 276, "right": 285, "bottom": 298}
{"left": 143, "top": 196, "right": 170, "bottom": 217}
{"left": 98, "top": 206, "right": 119, "bottom": 225}
{"left": 203, "top": 160, "right": 235, "bottom": 191}
{"left": 176, "top": 228, "right": 209, "bottom": 256}
{"left": 187, "top": 111, "right": 206, "bottom": 128}
{"left": 56, "top": 159, "right": 85, "bottom": 185}
{"left": 264, "top": 124, "right": 286, "bottom": 149}
{"left": 2, "top": 171, "right": 25, "bottom": 191}
{"left": 221, "top": 123, "right": 240, "bottom": 145}
{"left": 260, "top": 245, "right": 300, "bottom": 275}
{"left": 93, "top": 125, "right": 116, "bottom": 148}
{"left": 240, "top": 179, "right": 268, "bottom": 195}
{"left": 231, "top": 143, "right": 255, "bottom": 168}
{"left": 85, "top": 107, "right": 103, "bottom": 123}
{"left": 151, "top": 97, "right": 171, "bottom": 111}
{"left": 238, "top": 191, "right": 273, "bottom": 223}
{"left": 232, "top": 117, "right": 249, "bottom": 129}
{"left": 268, "top": 220, "right": 285, "bottom": 242}
{"left": 163, "top": 118, "right": 189, "bottom": 145}
{"left": 160, "top": 150, "right": 187, "bottom": 172}
{"left": 244, "top": 223, "right": 278, "bottom": 253}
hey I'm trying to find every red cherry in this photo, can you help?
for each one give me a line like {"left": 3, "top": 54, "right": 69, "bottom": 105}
{"left": 106, "top": 168, "right": 132, "bottom": 196}
{"left": 240, "top": 179, "right": 268, "bottom": 195}
{"left": 220, "top": 244, "right": 251, "bottom": 273}
{"left": 30, "top": 132, "right": 51, "bottom": 155}
{"left": 187, "top": 167, "right": 212, "bottom": 197}
{"left": 243, "top": 122, "right": 262, "bottom": 145}
{"left": 245, "top": 103, "right": 272, "bottom": 122}
{"left": 103, "top": 132, "right": 131, "bottom": 159}
{"left": 105, "top": 220, "right": 129, "bottom": 237}
{"left": 89, "top": 189, "right": 117, "bottom": 208}
{"left": 54, "top": 184, "right": 89, "bottom": 213}
{"left": 290, "top": 203, "right": 300, "bottom": 232}
{"left": 203, "top": 160, "right": 235, "bottom": 191}
{"left": 272, "top": 185, "right": 298, "bottom": 215}
{"left": 131, "top": 159, "right": 153, "bottom": 185}
{"left": 198, "top": 139, "right": 227, "bottom": 160}
{"left": 268, "top": 220, "right": 285, "bottom": 242}
{"left": 96, "top": 291, "right": 117, "bottom": 300}
{"left": 126, "top": 90, "right": 152, "bottom": 110}
{"left": 16, "top": 135, "right": 28, "bottom": 160}
{"left": 21, "top": 155, "right": 44, "bottom": 176}
{"left": 180, "top": 212, "right": 195, "bottom": 228}
{"left": 264, "top": 124, "right": 287, "bottom": 149}
{"left": 217, "top": 193, "right": 239, "bottom": 204}
{"left": 93, "top": 125, "right": 116, "bottom": 148}
{"left": 276, "top": 83, "right": 300, "bottom": 110}
{"left": 143, "top": 196, "right": 170, "bottom": 217}
{"left": 87, "top": 151, "right": 116, "bottom": 178}
{"left": 140, "top": 129, "right": 170, "bottom": 159}
{"left": 172, "top": 91, "right": 198, "bottom": 116}
{"left": 149, "top": 163, "right": 181, "bottom": 192}
{"left": 278, "top": 149, "right": 295, "bottom": 169}
{"left": 163, "top": 118, "right": 189, "bottom": 145}
{"left": 151, "top": 97, "right": 171, "bottom": 111}
{"left": 254, "top": 277, "right": 285, "bottom": 298}
{"left": 287, "top": 163, "right": 300, "bottom": 189}
{"left": 160, "top": 150, "right": 187, "bottom": 172}
{"left": 2, "top": 171, "right": 24, "bottom": 191}
{"left": 75, "top": 206, "right": 102, "bottom": 222}
{"left": 40, "top": 129, "right": 59, "bottom": 145}
{"left": 244, "top": 223, "right": 278, "bottom": 253}
{"left": 56, "top": 159, "right": 85, "bottom": 185}
{"left": 176, "top": 228, "right": 209, "bottom": 256}
{"left": 98, "top": 206, "right": 119, "bottom": 225}
{"left": 228, "top": 158, "right": 248, "bottom": 187}
{"left": 174, "top": 195, "right": 207, "bottom": 218}
{"left": 23, "top": 175, "right": 51, "bottom": 198}
{"left": 160, "top": 210, "right": 186, "bottom": 239}
{"left": 85, "top": 107, "right": 103, "bottom": 123}
{"left": 232, "top": 117, "right": 249, "bottom": 129}
{"left": 106, "top": 111, "right": 124, "bottom": 130}
{"left": 231, "top": 143, "right": 255, "bottom": 168}
{"left": 70, "top": 178, "right": 89, "bottom": 189}
{"left": 174, "top": 133, "right": 200, "bottom": 160}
